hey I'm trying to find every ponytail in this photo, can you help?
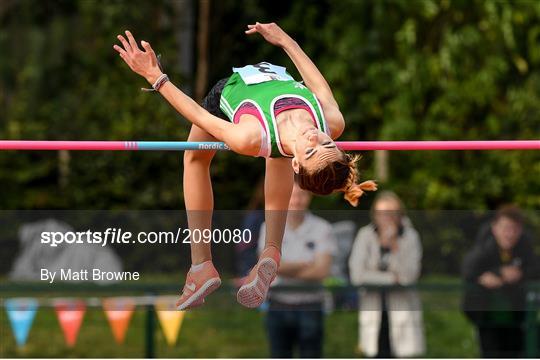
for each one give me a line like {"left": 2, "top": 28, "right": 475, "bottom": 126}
{"left": 341, "top": 154, "right": 377, "bottom": 207}
{"left": 343, "top": 180, "right": 378, "bottom": 207}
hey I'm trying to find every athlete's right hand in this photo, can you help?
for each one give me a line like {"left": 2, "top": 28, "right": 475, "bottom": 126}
{"left": 245, "top": 22, "right": 292, "bottom": 47}
{"left": 113, "top": 30, "right": 162, "bottom": 84}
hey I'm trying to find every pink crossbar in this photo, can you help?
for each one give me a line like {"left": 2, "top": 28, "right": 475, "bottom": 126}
{"left": 337, "top": 140, "right": 539, "bottom": 151}
{"left": 0, "top": 141, "right": 137, "bottom": 151}
{"left": 0, "top": 140, "right": 538, "bottom": 151}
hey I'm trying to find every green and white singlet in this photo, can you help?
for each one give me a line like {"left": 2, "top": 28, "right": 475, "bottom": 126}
{"left": 219, "top": 62, "right": 329, "bottom": 158}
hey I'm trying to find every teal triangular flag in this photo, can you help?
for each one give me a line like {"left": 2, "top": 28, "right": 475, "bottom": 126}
{"left": 5, "top": 298, "right": 38, "bottom": 347}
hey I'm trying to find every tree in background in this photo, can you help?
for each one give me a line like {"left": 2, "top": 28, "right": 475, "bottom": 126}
{"left": 276, "top": 0, "right": 540, "bottom": 210}
{"left": 1, "top": 0, "right": 538, "bottom": 211}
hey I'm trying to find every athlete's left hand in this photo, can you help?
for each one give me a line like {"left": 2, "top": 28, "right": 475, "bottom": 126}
{"left": 245, "top": 22, "right": 292, "bottom": 47}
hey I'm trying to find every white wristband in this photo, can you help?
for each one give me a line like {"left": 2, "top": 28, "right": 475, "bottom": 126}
{"left": 141, "top": 73, "right": 169, "bottom": 92}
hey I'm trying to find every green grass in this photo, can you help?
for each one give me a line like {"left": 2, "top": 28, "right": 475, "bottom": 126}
{"left": 0, "top": 290, "right": 480, "bottom": 358}
{"left": 0, "top": 274, "right": 480, "bottom": 357}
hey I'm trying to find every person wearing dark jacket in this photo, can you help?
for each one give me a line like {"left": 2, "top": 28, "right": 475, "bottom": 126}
{"left": 462, "top": 205, "right": 536, "bottom": 358}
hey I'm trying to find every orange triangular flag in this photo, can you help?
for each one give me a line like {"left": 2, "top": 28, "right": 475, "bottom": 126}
{"left": 155, "top": 296, "right": 185, "bottom": 346}
{"left": 102, "top": 297, "right": 136, "bottom": 344}
{"left": 54, "top": 299, "right": 86, "bottom": 347}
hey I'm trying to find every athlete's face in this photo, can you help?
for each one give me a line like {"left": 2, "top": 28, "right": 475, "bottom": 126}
{"left": 292, "top": 127, "right": 341, "bottom": 173}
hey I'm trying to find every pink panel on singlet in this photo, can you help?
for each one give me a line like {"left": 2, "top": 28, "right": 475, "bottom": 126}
{"left": 274, "top": 97, "right": 317, "bottom": 126}
{"left": 233, "top": 98, "right": 317, "bottom": 126}
{"left": 233, "top": 103, "right": 266, "bottom": 128}
{"left": 274, "top": 105, "right": 317, "bottom": 124}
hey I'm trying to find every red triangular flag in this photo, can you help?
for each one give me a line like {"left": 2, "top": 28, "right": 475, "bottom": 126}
{"left": 54, "top": 299, "right": 86, "bottom": 347}
{"left": 102, "top": 297, "right": 136, "bottom": 344}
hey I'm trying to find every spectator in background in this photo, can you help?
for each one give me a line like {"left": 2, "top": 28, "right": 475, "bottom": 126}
{"left": 462, "top": 205, "right": 536, "bottom": 358}
{"left": 349, "top": 191, "right": 425, "bottom": 358}
{"left": 259, "top": 181, "right": 336, "bottom": 358}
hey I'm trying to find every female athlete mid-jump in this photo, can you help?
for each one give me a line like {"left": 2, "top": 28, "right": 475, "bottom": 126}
{"left": 114, "top": 22, "right": 376, "bottom": 310}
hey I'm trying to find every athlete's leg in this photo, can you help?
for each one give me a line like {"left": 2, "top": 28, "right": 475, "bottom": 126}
{"left": 183, "top": 124, "right": 217, "bottom": 263}
{"left": 183, "top": 77, "right": 229, "bottom": 264}
{"left": 237, "top": 158, "right": 293, "bottom": 308}
{"left": 176, "top": 124, "right": 220, "bottom": 310}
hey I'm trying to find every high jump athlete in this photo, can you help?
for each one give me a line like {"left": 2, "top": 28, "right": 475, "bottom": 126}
{"left": 113, "top": 22, "right": 376, "bottom": 310}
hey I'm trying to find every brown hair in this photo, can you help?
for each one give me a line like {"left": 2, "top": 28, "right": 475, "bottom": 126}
{"left": 296, "top": 152, "right": 377, "bottom": 207}
{"left": 493, "top": 204, "right": 524, "bottom": 225}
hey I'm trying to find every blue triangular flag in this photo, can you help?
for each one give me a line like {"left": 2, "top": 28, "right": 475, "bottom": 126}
{"left": 5, "top": 298, "right": 38, "bottom": 347}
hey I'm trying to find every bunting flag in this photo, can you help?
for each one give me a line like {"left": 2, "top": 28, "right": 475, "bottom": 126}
{"left": 155, "top": 296, "right": 186, "bottom": 346}
{"left": 54, "top": 299, "right": 86, "bottom": 347}
{"left": 5, "top": 298, "right": 38, "bottom": 347}
{"left": 102, "top": 297, "right": 136, "bottom": 344}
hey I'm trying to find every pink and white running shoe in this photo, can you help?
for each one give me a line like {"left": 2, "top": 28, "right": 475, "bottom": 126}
{"left": 237, "top": 247, "right": 281, "bottom": 308}
{"left": 176, "top": 260, "right": 221, "bottom": 310}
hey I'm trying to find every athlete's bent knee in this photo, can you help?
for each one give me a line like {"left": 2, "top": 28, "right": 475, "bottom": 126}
{"left": 183, "top": 150, "right": 215, "bottom": 165}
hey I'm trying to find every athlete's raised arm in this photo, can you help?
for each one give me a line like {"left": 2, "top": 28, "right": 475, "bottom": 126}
{"left": 113, "top": 31, "right": 254, "bottom": 155}
{"left": 246, "top": 22, "right": 344, "bottom": 138}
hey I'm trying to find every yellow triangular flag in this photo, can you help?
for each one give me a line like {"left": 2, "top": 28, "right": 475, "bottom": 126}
{"left": 155, "top": 296, "right": 185, "bottom": 346}
{"left": 157, "top": 310, "right": 185, "bottom": 346}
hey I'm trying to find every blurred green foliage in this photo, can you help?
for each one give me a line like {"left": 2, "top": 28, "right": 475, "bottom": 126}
{"left": 1, "top": 0, "right": 540, "bottom": 278}
{"left": 1, "top": 3, "right": 538, "bottom": 356}
{"left": 1, "top": 0, "right": 538, "bottom": 210}
{"left": 278, "top": 0, "right": 540, "bottom": 209}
